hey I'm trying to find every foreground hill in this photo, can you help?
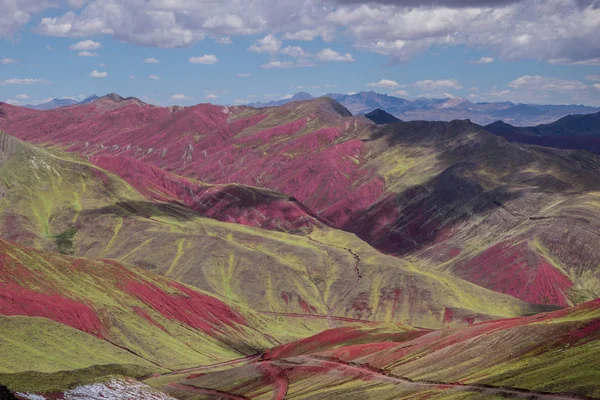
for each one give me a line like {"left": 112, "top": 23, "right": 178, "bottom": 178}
{"left": 0, "top": 237, "right": 311, "bottom": 394}
{"left": 486, "top": 111, "right": 600, "bottom": 154}
{"left": 2, "top": 97, "right": 600, "bottom": 308}
{"left": 148, "top": 298, "right": 600, "bottom": 399}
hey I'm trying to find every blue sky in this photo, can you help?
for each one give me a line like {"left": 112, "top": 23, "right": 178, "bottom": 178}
{"left": 1, "top": 0, "right": 599, "bottom": 107}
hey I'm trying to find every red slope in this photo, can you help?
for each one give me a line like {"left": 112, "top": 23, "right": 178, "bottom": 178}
{"left": 92, "top": 155, "right": 328, "bottom": 232}
{"left": 0, "top": 238, "right": 255, "bottom": 342}
{"left": 453, "top": 241, "right": 574, "bottom": 307}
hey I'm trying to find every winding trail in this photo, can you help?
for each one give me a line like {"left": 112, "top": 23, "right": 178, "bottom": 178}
{"left": 165, "top": 354, "right": 260, "bottom": 375}
{"left": 324, "top": 247, "right": 363, "bottom": 328}
{"left": 258, "top": 311, "right": 378, "bottom": 325}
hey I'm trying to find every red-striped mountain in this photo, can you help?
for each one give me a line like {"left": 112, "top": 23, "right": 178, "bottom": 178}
{"left": 2, "top": 96, "right": 600, "bottom": 309}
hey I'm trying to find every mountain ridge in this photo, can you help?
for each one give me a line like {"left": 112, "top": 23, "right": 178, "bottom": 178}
{"left": 486, "top": 111, "right": 600, "bottom": 154}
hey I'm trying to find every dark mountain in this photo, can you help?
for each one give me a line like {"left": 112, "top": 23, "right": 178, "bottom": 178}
{"left": 364, "top": 108, "right": 401, "bottom": 124}
{"left": 485, "top": 111, "right": 600, "bottom": 154}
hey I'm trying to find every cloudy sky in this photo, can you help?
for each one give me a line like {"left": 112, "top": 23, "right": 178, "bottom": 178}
{"left": 1, "top": 0, "right": 599, "bottom": 106}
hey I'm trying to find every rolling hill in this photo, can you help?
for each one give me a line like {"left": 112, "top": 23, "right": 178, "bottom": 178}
{"left": 3, "top": 96, "right": 600, "bottom": 308}
{"left": 0, "top": 130, "right": 547, "bottom": 332}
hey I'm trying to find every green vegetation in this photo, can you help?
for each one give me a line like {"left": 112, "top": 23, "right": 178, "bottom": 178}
{"left": 50, "top": 227, "right": 78, "bottom": 254}
{"left": 0, "top": 364, "right": 152, "bottom": 393}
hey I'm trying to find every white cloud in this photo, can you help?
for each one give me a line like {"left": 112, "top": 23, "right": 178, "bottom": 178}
{"left": 237, "top": 73, "right": 251, "bottom": 77}
{"left": 367, "top": 79, "right": 399, "bottom": 89}
{"left": 69, "top": 40, "right": 101, "bottom": 51}
{"left": 283, "top": 27, "right": 334, "bottom": 42}
{"left": 1, "top": 78, "right": 50, "bottom": 85}
{"left": 508, "top": 75, "right": 587, "bottom": 91}
{"left": 489, "top": 89, "right": 512, "bottom": 97}
{"left": 586, "top": 75, "right": 600, "bottom": 82}
{"left": 233, "top": 99, "right": 250, "bottom": 104}
{"left": 189, "top": 54, "right": 218, "bottom": 64}
{"left": 549, "top": 58, "right": 600, "bottom": 66}
{"left": 129, "top": 75, "right": 136, "bottom": 79}
{"left": 1, "top": 58, "right": 16, "bottom": 64}
{"left": 78, "top": 50, "right": 97, "bottom": 56}
{"left": 89, "top": 70, "right": 107, "bottom": 78}
{"left": 280, "top": 94, "right": 293, "bottom": 100}
{"left": 171, "top": 93, "right": 192, "bottom": 100}
{"left": 391, "top": 89, "right": 410, "bottom": 97}
{"left": 347, "top": 92, "right": 357, "bottom": 95}
{"left": 316, "top": 48, "right": 354, "bottom": 62}
{"left": 206, "top": 93, "right": 219, "bottom": 100}
{"left": 261, "top": 61, "right": 295, "bottom": 69}
{"left": 471, "top": 56, "right": 494, "bottom": 64}
{"left": 143, "top": 57, "right": 160, "bottom": 63}
{"left": 7, "top": 0, "right": 598, "bottom": 67}
{"left": 216, "top": 36, "right": 233, "bottom": 45}
{"left": 280, "top": 46, "right": 310, "bottom": 58}
{"left": 16, "top": 94, "right": 29, "bottom": 99}
{"left": 248, "top": 34, "right": 281, "bottom": 54}
{"left": 4, "top": 99, "right": 20, "bottom": 105}
{"left": 593, "top": 84, "right": 600, "bottom": 90}
{"left": 414, "top": 79, "right": 463, "bottom": 90}
{"left": 0, "top": 1, "right": 53, "bottom": 38}
{"left": 148, "top": 75, "right": 161, "bottom": 80}
{"left": 67, "top": 0, "right": 87, "bottom": 8}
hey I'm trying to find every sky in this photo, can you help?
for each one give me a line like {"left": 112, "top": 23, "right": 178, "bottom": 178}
{"left": 1, "top": 0, "right": 599, "bottom": 107}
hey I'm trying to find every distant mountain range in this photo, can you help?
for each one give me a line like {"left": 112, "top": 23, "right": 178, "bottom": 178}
{"left": 249, "top": 91, "right": 600, "bottom": 126}
{"left": 24, "top": 94, "right": 99, "bottom": 110}
{"left": 485, "top": 111, "right": 600, "bottom": 154}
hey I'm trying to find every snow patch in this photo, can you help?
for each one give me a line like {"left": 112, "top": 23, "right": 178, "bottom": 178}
{"left": 18, "top": 379, "right": 176, "bottom": 400}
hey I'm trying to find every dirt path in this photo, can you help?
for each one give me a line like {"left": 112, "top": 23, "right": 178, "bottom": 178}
{"left": 163, "top": 354, "right": 260, "bottom": 375}
{"left": 324, "top": 247, "right": 363, "bottom": 327}
{"left": 258, "top": 311, "right": 378, "bottom": 324}
{"left": 302, "top": 356, "right": 595, "bottom": 400}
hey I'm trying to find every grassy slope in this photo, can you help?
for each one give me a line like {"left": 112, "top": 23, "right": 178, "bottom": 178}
{"left": 149, "top": 299, "right": 600, "bottom": 399}
{"left": 0, "top": 315, "right": 155, "bottom": 392}
{"left": 0, "top": 132, "right": 547, "bottom": 331}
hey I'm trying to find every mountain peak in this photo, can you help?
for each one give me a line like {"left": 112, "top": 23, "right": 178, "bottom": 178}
{"left": 364, "top": 108, "right": 401, "bottom": 124}
{"left": 96, "top": 93, "right": 145, "bottom": 106}
{"left": 291, "top": 92, "right": 314, "bottom": 101}
{"left": 100, "top": 93, "right": 125, "bottom": 102}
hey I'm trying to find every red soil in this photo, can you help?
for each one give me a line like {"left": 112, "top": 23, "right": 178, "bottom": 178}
{"left": 123, "top": 280, "right": 247, "bottom": 335}
{"left": 0, "top": 281, "right": 104, "bottom": 337}
{"left": 455, "top": 241, "right": 574, "bottom": 306}
{"left": 91, "top": 155, "right": 326, "bottom": 232}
